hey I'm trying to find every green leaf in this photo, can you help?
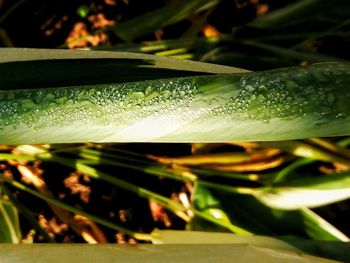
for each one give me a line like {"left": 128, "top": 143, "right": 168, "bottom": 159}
{"left": 1, "top": 48, "right": 350, "bottom": 144}
{"left": 0, "top": 195, "right": 21, "bottom": 243}
{"left": 300, "top": 208, "right": 349, "bottom": 242}
{"left": 189, "top": 183, "right": 233, "bottom": 232}
{"left": 256, "top": 172, "right": 350, "bottom": 210}
{"left": 258, "top": 141, "right": 350, "bottom": 164}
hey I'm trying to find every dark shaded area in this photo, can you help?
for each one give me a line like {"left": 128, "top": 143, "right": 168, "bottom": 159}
{"left": 0, "top": 59, "right": 209, "bottom": 90}
{"left": 282, "top": 237, "right": 350, "bottom": 262}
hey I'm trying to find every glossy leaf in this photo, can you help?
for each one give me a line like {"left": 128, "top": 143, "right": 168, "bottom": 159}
{"left": 1, "top": 49, "right": 350, "bottom": 144}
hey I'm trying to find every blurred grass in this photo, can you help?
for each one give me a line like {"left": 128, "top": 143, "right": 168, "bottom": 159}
{"left": 109, "top": 0, "right": 220, "bottom": 42}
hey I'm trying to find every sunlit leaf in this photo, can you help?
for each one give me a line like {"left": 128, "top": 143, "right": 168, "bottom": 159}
{"left": 256, "top": 172, "right": 350, "bottom": 210}
{"left": 1, "top": 49, "right": 350, "bottom": 144}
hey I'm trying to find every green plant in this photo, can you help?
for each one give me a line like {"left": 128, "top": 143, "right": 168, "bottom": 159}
{"left": 1, "top": 0, "right": 350, "bottom": 262}
{"left": 0, "top": 47, "right": 350, "bottom": 255}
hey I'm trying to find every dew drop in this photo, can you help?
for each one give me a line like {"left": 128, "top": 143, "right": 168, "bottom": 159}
{"left": 162, "top": 90, "right": 172, "bottom": 98}
{"left": 145, "top": 86, "right": 153, "bottom": 96}
{"left": 336, "top": 113, "right": 346, "bottom": 119}
{"left": 286, "top": 96, "right": 293, "bottom": 102}
{"left": 179, "top": 91, "right": 186, "bottom": 98}
{"left": 257, "top": 94, "right": 265, "bottom": 102}
{"left": 258, "top": 85, "right": 267, "bottom": 92}
{"left": 130, "top": 91, "right": 145, "bottom": 100}
{"left": 245, "top": 85, "right": 255, "bottom": 92}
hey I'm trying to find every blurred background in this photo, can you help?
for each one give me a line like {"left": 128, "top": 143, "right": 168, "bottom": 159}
{"left": 1, "top": 0, "right": 349, "bottom": 70}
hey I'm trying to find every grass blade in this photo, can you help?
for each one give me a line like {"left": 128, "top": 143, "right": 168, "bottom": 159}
{"left": 300, "top": 208, "right": 349, "bottom": 242}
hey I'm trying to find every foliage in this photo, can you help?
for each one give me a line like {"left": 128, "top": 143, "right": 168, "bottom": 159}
{"left": 0, "top": 0, "right": 350, "bottom": 262}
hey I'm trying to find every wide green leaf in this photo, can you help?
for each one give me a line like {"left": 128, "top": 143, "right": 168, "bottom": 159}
{"left": 1, "top": 48, "right": 350, "bottom": 144}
